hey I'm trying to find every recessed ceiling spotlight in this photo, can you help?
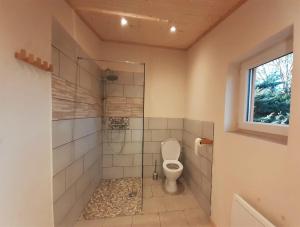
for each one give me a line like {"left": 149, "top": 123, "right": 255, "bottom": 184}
{"left": 120, "top": 17, "right": 128, "bottom": 26}
{"left": 170, "top": 26, "right": 176, "bottom": 33}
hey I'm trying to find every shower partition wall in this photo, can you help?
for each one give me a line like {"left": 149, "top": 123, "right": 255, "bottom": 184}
{"left": 52, "top": 20, "right": 145, "bottom": 226}
{"left": 79, "top": 59, "right": 146, "bottom": 219}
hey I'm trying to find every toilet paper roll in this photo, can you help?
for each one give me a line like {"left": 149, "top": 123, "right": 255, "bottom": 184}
{"left": 194, "top": 138, "right": 204, "bottom": 155}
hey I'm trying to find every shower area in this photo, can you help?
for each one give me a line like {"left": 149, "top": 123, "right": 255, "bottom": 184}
{"left": 80, "top": 60, "right": 145, "bottom": 220}
{"left": 51, "top": 21, "right": 145, "bottom": 226}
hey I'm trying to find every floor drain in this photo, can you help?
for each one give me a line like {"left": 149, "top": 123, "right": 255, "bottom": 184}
{"left": 128, "top": 191, "right": 137, "bottom": 197}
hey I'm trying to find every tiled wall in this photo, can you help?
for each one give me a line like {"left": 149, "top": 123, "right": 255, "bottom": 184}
{"left": 101, "top": 117, "right": 184, "bottom": 179}
{"left": 143, "top": 117, "right": 184, "bottom": 177}
{"left": 52, "top": 118, "right": 102, "bottom": 227}
{"left": 101, "top": 69, "right": 145, "bottom": 178}
{"left": 104, "top": 70, "right": 144, "bottom": 117}
{"left": 52, "top": 22, "right": 103, "bottom": 227}
{"left": 102, "top": 117, "right": 143, "bottom": 179}
{"left": 182, "top": 119, "right": 214, "bottom": 215}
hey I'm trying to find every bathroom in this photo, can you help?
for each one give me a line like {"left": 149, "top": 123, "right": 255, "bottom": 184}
{"left": 1, "top": 0, "right": 300, "bottom": 227}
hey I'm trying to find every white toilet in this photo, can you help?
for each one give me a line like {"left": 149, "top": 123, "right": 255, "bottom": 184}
{"left": 161, "top": 138, "right": 183, "bottom": 193}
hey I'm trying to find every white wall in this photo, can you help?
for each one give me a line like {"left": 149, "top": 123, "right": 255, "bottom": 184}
{"left": 0, "top": 1, "right": 53, "bottom": 226}
{"left": 0, "top": 0, "right": 186, "bottom": 226}
{"left": 186, "top": 0, "right": 300, "bottom": 226}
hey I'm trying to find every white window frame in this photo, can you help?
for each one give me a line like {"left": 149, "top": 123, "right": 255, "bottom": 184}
{"left": 238, "top": 38, "right": 293, "bottom": 136}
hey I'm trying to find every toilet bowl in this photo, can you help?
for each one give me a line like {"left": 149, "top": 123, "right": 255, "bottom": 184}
{"left": 161, "top": 138, "right": 183, "bottom": 193}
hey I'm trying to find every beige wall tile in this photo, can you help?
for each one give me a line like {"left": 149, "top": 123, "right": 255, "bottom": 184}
{"left": 124, "top": 85, "right": 143, "bottom": 98}
{"left": 52, "top": 46, "right": 60, "bottom": 76}
{"left": 78, "top": 52, "right": 99, "bottom": 77}
{"left": 123, "top": 166, "right": 142, "bottom": 177}
{"left": 102, "top": 130, "right": 112, "bottom": 142}
{"left": 144, "top": 118, "right": 149, "bottom": 129}
{"left": 144, "top": 142, "right": 160, "bottom": 154}
{"left": 75, "top": 171, "right": 91, "bottom": 199}
{"left": 151, "top": 130, "right": 170, "bottom": 141}
{"left": 133, "top": 154, "right": 142, "bottom": 166}
{"left": 122, "top": 142, "right": 143, "bottom": 154}
{"left": 182, "top": 131, "right": 196, "bottom": 149}
{"left": 143, "top": 130, "right": 152, "bottom": 141}
{"left": 111, "top": 130, "right": 125, "bottom": 142}
{"left": 52, "top": 120, "right": 73, "bottom": 148}
{"left": 115, "top": 71, "right": 134, "bottom": 85}
{"left": 202, "top": 122, "right": 214, "bottom": 140}
{"left": 143, "top": 165, "right": 159, "bottom": 177}
{"left": 200, "top": 156, "right": 212, "bottom": 179}
{"left": 103, "top": 167, "right": 123, "bottom": 179}
{"left": 53, "top": 142, "right": 74, "bottom": 175}
{"left": 66, "top": 158, "right": 84, "bottom": 188}
{"left": 84, "top": 147, "right": 99, "bottom": 171}
{"left": 152, "top": 154, "right": 162, "bottom": 165}
{"left": 184, "top": 119, "right": 202, "bottom": 136}
{"left": 131, "top": 130, "right": 143, "bottom": 141}
{"left": 57, "top": 198, "right": 84, "bottom": 227}
{"left": 200, "top": 145, "right": 213, "bottom": 162}
{"left": 202, "top": 176, "right": 212, "bottom": 200}
{"left": 60, "top": 54, "right": 77, "bottom": 84}
{"left": 143, "top": 154, "right": 153, "bottom": 166}
{"left": 133, "top": 72, "right": 145, "bottom": 86}
{"left": 107, "top": 84, "right": 124, "bottom": 97}
{"left": 103, "top": 154, "right": 113, "bottom": 167}
{"left": 103, "top": 142, "right": 122, "bottom": 154}
{"left": 129, "top": 118, "right": 143, "bottom": 129}
{"left": 149, "top": 118, "right": 167, "bottom": 129}
{"left": 73, "top": 118, "right": 98, "bottom": 140}
{"left": 52, "top": 21, "right": 77, "bottom": 60}
{"left": 113, "top": 154, "right": 134, "bottom": 167}
{"left": 74, "top": 133, "right": 98, "bottom": 159}
{"left": 79, "top": 68, "right": 93, "bottom": 91}
{"left": 53, "top": 186, "right": 76, "bottom": 225}
{"left": 167, "top": 118, "right": 183, "bottom": 129}
{"left": 170, "top": 130, "right": 183, "bottom": 141}
{"left": 125, "top": 130, "right": 132, "bottom": 142}
{"left": 53, "top": 170, "right": 66, "bottom": 202}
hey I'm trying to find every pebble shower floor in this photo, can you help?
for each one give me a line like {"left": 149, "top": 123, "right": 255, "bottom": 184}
{"left": 80, "top": 177, "right": 142, "bottom": 220}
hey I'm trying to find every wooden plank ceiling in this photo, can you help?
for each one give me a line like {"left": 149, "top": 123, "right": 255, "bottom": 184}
{"left": 66, "top": 0, "right": 247, "bottom": 50}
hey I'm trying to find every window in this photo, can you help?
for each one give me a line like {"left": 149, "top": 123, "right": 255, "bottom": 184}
{"left": 246, "top": 53, "right": 293, "bottom": 125}
{"left": 239, "top": 38, "right": 293, "bottom": 136}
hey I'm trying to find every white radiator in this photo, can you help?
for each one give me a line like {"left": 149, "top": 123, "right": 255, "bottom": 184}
{"left": 231, "top": 194, "right": 276, "bottom": 227}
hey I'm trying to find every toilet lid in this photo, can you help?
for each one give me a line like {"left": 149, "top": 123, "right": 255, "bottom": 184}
{"left": 161, "top": 138, "right": 181, "bottom": 160}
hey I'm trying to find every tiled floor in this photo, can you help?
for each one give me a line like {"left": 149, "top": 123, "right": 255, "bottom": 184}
{"left": 75, "top": 178, "right": 213, "bottom": 227}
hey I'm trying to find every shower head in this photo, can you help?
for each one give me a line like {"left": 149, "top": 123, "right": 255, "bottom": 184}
{"left": 103, "top": 68, "right": 118, "bottom": 81}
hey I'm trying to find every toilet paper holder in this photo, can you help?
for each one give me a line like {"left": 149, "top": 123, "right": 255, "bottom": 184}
{"left": 199, "top": 138, "right": 213, "bottom": 145}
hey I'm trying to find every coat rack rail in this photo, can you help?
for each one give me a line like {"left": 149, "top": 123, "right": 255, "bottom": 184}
{"left": 15, "top": 49, "right": 53, "bottom": 72}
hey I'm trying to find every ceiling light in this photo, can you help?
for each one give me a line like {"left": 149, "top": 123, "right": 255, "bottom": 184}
{"left": 120, "top": 17, "right": 128, "bottom": 26}
{"left": 170, "top": 26, "right": 176, "bottom": 33}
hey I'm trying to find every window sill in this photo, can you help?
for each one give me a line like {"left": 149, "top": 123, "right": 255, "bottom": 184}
{"left": 229, "top": 129, "right": 288, "bottom": 145}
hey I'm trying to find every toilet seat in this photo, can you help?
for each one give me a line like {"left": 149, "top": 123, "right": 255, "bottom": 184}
{"left": 163, "top": 160, "right": 183, "bottom": 173}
